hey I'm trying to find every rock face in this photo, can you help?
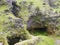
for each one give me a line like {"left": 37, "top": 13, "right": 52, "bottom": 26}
{"left": 27, "top": 6, "right": 60, "bottom": 34}
{"left": 0, "top": 13, "right": 31, "bottom": 45}
{"left": 0, "top": 0, "right": 60, "bottom": 45}
{"left": 1, "top": 0, "right": 60, "bottom": 35}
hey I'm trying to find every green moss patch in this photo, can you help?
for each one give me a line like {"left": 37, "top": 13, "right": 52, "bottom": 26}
{"left": 37, "top": 35, "right": 55, "bottom": 45}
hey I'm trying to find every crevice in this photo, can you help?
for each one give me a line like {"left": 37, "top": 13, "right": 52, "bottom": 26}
{"left": 11, "top": 1, "right": 21, "bottom": 17}
{"left": 7, "top": 35, "right": 26, "bottom": 45}
{"left": 28, "top": 27, "right": 47, "bottom": 35}
{"left": 7, "top": 36, "right": 20, "bottom": 45}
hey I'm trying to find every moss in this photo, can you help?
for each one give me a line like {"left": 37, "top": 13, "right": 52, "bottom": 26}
{"left": 0, "top": 12, "right": 31, "bottom": 45}
{"left": 0, "top": 5, "right": 8, "bottom": 12}
{"left": 0, "top": 35, "right": 8, "bottom": 45}
{"left": 0, "top": 0, "right": 60, "bottom": 45}
{"left": 37, "top": 35, "right": 55, "bottom": 45}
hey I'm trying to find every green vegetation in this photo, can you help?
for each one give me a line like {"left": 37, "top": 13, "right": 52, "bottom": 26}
{"left": 0, "top": 0, "right": 60, "bottom": 45}
{"left": 0, "top": 35, "right": 8, "bottom": 45}
{"left": 37, "top": 35, "right": 55, "bottom": 45}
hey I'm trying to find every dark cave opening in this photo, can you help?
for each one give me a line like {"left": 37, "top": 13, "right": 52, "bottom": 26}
{"left": 28, "top": 27, "right": 47, "bottom": 35}
{"left": 7, "top": 35, "right": 26, "bottom": 45}
{"left": 34, "top": 27, "right": 47, "bottom": 32}
{"left": 7, "top": 37, "right": 20, "bottom": 45}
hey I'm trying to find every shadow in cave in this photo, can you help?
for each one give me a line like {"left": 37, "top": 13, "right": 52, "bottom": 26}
{"left": 7, "top": 37, "right": 20, "bottom": 45}
{"left": 28, "top": 27, "right": 47, "bottom": 35}
{"left": 11, "top": 1, "right": 20, "bottom": 17}
{"left": 7, "top": 36, "right": 26, "bottom": 45}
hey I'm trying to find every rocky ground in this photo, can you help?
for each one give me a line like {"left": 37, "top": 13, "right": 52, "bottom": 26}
{"left": 0, "top": 0, "right": 60, "bottom": 45}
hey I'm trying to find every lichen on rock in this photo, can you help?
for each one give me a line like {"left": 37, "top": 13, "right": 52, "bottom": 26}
{"left": 0, "top": 0, "right": 60, "bottom": 45}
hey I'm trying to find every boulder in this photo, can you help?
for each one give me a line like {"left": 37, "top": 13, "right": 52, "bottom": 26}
{"left": 14, "top": 36, "right": 40, "bottom": 45}
{"left": 27, "top": 7, "right": 60, "bottom": 34}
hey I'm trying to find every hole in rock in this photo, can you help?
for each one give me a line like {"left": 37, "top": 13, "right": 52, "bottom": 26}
{"left": 34, "top": 27, "right": 47, "bottom": 32}
{"left": 7, "top": 36, "right": 26, "bottom": 45}
{"left": 28, "top": 27, "right": 47, "bottom": 35}
{"left": 7, "top": 37, "right": 20, "bottom": 45}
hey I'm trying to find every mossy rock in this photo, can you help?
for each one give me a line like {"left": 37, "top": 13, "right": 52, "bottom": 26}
{"left": 15, "top": 36, "right": 40, "bottom": 45}
{"left": 0, "top": 12, "right": 31, "bottom": 45}
{"left": 0, "top": 35, "right": 8, "bottom": 45}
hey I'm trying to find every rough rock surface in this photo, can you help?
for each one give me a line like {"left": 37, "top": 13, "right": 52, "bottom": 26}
{"left": 27, "top": 6, "right": 60, "bottom": 34}
{"left": 0, "top": 0, "right": 60, "bottom": 45}
{"left": 15, "top": 36, "right": 40, "bottom": 45}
